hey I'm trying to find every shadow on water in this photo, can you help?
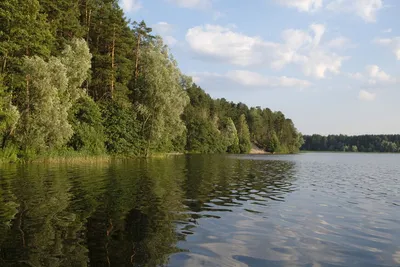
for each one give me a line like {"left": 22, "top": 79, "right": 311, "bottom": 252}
{"left": 0, "top": 155, "right": 298, "bottom": 266}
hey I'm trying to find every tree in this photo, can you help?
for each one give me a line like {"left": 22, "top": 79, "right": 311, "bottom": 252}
{"left": 0, "top": 75, "right": 19, "bottom": 149}
{"left": 18, "top": 55, "right": 72, "bottom": 152}
{"left": 68, "top": 95, "right": 105, "bottom": 154}
{"left": 101, "top": 100, "right": 143, "bottom": 155}
{"left": 135, "top": 38, "right": 189, "bottom": 155}
{"left": 237, "top": 114, "right": 251, "bottom": 153}
{"left": 1, "top": 0, "right": 306, "bottom": 160}
{"left": 60, "top": 38, "right": 92, "bottom": 101}
{"left": 17, "top": 39, "right": 91, "bottom": 153}
{"left": 38, "top": 0, "right": 84, "bottom": 53}
{"left": 222, "top": 118, "right": 240, "bottom": 154}
{"left": 267, "top": 131, "right": 280, "bottom": 153}
{"left": 132, "top": 20, "right": 154, "bottom": 87}
{"left": 301, "top": 134, "right": 400, "bottom": 153}
{"left": 0, "top": 0, "right": 54, "bottom": 124}
{"left": 84, "top": 0, "right": 135, "bottom": 101}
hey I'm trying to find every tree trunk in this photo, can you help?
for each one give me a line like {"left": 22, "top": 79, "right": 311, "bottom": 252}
{"left": 134, "top": 32, "right": 141, "bottom": 86}
{"left": 26, "top": 74, "right": 30, "bottom": 116}
{"left": 1, "top": 133, "right": 8, "bottom": 149}
{"left": 87, "top": 9, "right": 91, "bottom": 44}
{"left": 110, "top": 25, "right": 116, "bottom": 99}
{"left": 1, "top": 54, "right": 6, "bottom": 73}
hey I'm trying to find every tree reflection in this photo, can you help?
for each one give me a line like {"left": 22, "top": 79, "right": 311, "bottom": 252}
{"left": 86, "top": 158, "right": 187, "bottom": 266}
{"left": 181, "top": 155, "right": 296, "bottom": 233}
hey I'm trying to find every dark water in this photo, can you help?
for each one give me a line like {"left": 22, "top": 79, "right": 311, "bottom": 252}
{"left": 0, "top": 154, "right": 399, "bottom": 267}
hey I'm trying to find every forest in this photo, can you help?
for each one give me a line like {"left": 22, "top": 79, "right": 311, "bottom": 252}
{"left": 0, "top": 0, "right": 303, "bottom": 162}
{"left": 301, "top": 134, "right": 400, "bottom": 153}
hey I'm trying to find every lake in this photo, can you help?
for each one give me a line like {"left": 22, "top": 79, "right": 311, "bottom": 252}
{"left": 0, "top": 153, "right": 399, "bottom": 266}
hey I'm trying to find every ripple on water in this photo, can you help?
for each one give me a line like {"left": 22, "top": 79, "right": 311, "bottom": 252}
{"left": 1, "top": 154, "right": 400, "bottom": 266}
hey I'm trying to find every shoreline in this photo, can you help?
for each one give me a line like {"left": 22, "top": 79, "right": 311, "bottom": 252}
{"left": 0, "top": 152, "right": 186, "bottom": 165}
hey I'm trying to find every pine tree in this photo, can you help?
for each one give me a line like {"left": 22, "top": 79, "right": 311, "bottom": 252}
{"left": 131, "top": 20, "right": 153, "bottom": 88}
{"left": 84, "top": 0, "right": 135, "bottom": 101}
{"left": 0, "top": 0, "right": 53, "bottom": 86}
{"left": 38, "top": 0, "right": 85, "bottom": 53}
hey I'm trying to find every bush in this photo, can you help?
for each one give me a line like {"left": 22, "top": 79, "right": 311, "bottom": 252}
{"left": 100, "top": 100, "right": 144, "bottom": 155}
{"left": 0, "top": 144, "right": 19, "bottom": 163}
{"left": 68, "top": 95, "right": 106, "bottom": 155}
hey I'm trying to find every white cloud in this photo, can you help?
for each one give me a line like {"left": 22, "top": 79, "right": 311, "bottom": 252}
{"left": 274, "top": 0, "right": 323, "bottom": 12}
{"left": 166, "top": 0, "right": 212, "bottom": 9}
{"left": 327, "top": 37, "right": 353, "bottom": 49}
{"left": 347, "top": 65, "right": 395, "bottom": 84}
{"left": 192, "top": 70, "right": 312, "bottom": 89}
{"left": 192, "top": 75, "right": 202, "bottom": 84}
{"left": 153, "top": 22, "right": 174, "bottom": 35}
{"left": 366, "top": 65, "right": 395, "bottom": 84}
{"left": 120, "top": 0, "right": 142, "bottom": 13}
{"left": 152, "top": 22, "right": 178, "bottom": 47}
{"left": 226, "top": 70, "right": 312, "bottom": 88}
{"left": 275, "top": 0, "right": 384, "bottom": 22}
{"left": 302, "top": 50, "right": 345, "bottom": 78}
{"left": 374, "top": 37, "right": 400, "bottom": 60}
{"left": 186, "top": 24, "right": 347, "bottom": 78}
{"left": 164, "top": 36, "right": 178, "bottom": 46}
{"left": 383, "top": 28, "right": 392, "bottom": 33}
{"left": 186, "top": 24, "right": 275, "bottom": 66}
{"left": 327, "top": 0, "right": 383, "bottom": 22}
{"left": 358, "top": 90, "right": 376, "bottom": 101}
{"left": 347, "top": 72, "right": 364, "bottom": 80}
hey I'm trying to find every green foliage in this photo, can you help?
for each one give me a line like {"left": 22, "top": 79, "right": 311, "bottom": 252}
{"left": 185, "top": 117, "right": 222, "bottom": 154}
{"left": 237, "top": 114, "right": 251, "bottom": 153}
{"left": 221, "top": 118, "right": 240, "bottom": 154}
{"left": 60, "top": 38, "right": 92, "bottom": 100}
{"left": 0, "top": 75, "right": 19, "bottom": 149}
{"left": 135, "top": 38, "right": 189, "bottom": 155}
{"left": 0, "top": 143, "right": 18, "bottom": 162}
{"left": 0, "top": 0, "right": 53, "bottom": 91}
{"left": 101, "top": 100, "right": 143, "bottom": 155}
{"left": 0, "top": 0, "right": 303, "bottom": 161}
{"left": 302, "top": 134, "right": 400, "bottom": 153}
{"left": 85, "top": 0, "right": 135, "bottom": 101}
{"left": 16, "top": 39, "right": 91, "bottom": 155}
{"left": 38, "top": 0, "right": 84, "bottom": 52}
{"left": 18, "top": 55, "right": 72, "bottom": 152}
{"left": 267, "top": 132, "right": 280, "bottom": 153}
{"left": 68, "top": 95, "right": 105, "bottom": 154}
{"left": 183, "top": 84, "right": 301, "bottom": 154}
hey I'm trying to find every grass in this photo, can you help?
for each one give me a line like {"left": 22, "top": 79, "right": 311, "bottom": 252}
{"left": 0, "top": 149, "right": 187, "bottom": 165}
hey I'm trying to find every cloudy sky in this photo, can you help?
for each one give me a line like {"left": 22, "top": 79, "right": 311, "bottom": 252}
{"left": 120, "top": 0, "right": 399, "bottom": 135}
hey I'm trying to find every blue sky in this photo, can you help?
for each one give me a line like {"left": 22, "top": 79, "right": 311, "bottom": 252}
{"left": 120, "top": 0, "right": 399, "bottom": 135}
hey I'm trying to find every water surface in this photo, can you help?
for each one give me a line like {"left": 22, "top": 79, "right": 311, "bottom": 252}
{"left": 0, "top": 153, "right": 399, "bottom": 266}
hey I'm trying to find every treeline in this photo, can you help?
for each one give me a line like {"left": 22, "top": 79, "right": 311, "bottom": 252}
{"left": 301, "top": 134, "right": 400, "bottom": 152}
{"left": 0, "top": 0, "right": 303, "bottom": 161}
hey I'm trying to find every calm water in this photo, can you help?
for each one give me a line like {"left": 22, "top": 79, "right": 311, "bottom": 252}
{"left": 0, "top": 153, "right": 399, "bottom": 267}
